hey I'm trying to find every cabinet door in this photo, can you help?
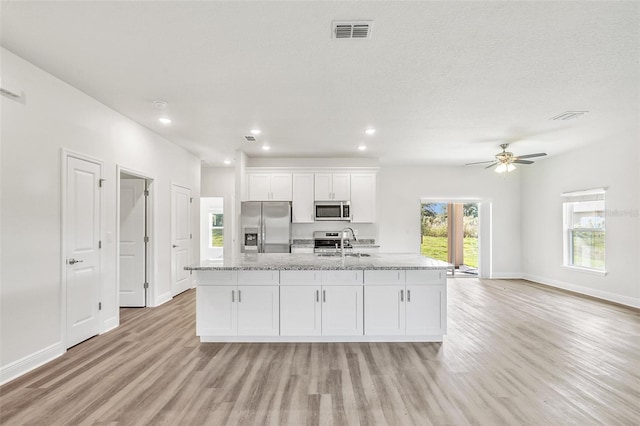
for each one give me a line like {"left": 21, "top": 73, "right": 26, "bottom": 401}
{"left": 292, "top": 173, "right": 314, "bottom": 223}
{"left": 405, "top": 285, "right": 446, "bottom": 336}
{"left": 314, "top": 173, "right": 333, "bottom": 201}
{"left": 350, "top": 173, "right": 376, "bottom": 223}
{"left": 196, "top": 286, "right": 237, "bottom": 336}
{"left": 270, "top": 173, "right": 293, "bottom": 201}
{"left": 321, "top": 285, "right": 363, "bottom": 336}
{"left": 331, "top": 173, "right": 351, "bottom": 200}
{"left": 364, "top": 286, "right": 405, "bottom": 336}
{"left": 248, "top": 173, "right": 271, "bottom": 201}
{"left": 280, "top": 286, "right": 321, "bottom": 336}
{"left": 237, "top": 285, "right": 280, "bottom": 336}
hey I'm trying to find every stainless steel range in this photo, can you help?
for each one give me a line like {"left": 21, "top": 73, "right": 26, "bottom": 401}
{"left": 313, "top": 231, "right": 353, "bottom": 253}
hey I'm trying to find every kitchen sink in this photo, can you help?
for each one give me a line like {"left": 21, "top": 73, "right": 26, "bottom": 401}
{"left": 315, "top": 252, "right": 371, "bottom": 258}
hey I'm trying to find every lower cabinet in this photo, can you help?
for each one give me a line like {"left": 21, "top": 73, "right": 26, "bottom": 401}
{"left": 197, "top": 285, "right": 279, "bottom": 336}
{"left": 280, "top": 285, "right": 321, "bottom": 336}
{"left": 405, "top": 285, "right": 445, "bottom": 336}
{"left": 280, "top": 285, "right": 364, "bottom": 336}
{"left": 321, "top": 285, "right": 364, "bottom": 336}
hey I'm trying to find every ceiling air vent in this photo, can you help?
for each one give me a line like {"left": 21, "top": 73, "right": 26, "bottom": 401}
{"left": 244, "top": 135, "right": 257, "bottom": 142}
{"left": 332, "top": 21, "right": 373, "bottom": 39}
{"left": 550, "top": 111, "right": 589, "bottom": 120}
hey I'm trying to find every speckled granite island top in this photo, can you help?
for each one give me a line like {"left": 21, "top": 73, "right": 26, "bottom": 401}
{"left": 185, "top": 253, "right": 451, "bottom": 271}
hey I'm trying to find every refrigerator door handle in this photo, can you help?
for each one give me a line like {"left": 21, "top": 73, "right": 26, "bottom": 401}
{"left": 257, "top": 218, "right": 263, "bottom": 253}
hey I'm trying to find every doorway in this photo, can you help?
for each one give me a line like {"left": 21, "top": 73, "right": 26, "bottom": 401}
{"left": 171, "top": 184, "right": 192, "bottom": 296}
{"left": 118, "top": 172, "right": 149, "bottom": 307}
{"left": 200, "top": 197, "right": 225, "bottom": 261}
{"left": 63, "top": 152, "right": 103, "bottom": 349}
{"left": 421, "top": 201, "right": 479, "bottom": 277}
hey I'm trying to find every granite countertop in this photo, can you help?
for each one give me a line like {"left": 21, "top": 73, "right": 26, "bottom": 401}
{"left": 185, "top": 253, "right": 451, "bottom": 271}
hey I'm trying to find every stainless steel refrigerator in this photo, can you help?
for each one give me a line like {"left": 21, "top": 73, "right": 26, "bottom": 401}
{"left": 241, "top": 201, "right": 291, "bottom": 253}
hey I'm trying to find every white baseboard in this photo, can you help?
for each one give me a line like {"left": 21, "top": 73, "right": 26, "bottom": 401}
{"left": 491, "top": 272, "right": 523, "bottom": 279}
{"left": 153, "top": 291, "right": 172, "bottom": 307}
{"left": 522, "top": 273, "right": 640, "bottom": 308}
{"left": 102, "top": 316, "right": 119, "bottom": 334}
{"left": 0, "top": 342, "right": 64, "bottom": 385}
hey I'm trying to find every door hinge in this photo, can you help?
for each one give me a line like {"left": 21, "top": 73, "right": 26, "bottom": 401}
{"left": 190, "top": 270, "right": 193, "bottom": 276}
{"left": 190, "top": 197, "right": 193, "bottom": 203}
{"left": 98, "top": 240, "right": 102, "bottom": 249}
{"left": 144, "top": 189, "right": 149, "bottom": 197}
{"left": 99, "top": 179, "right": 106, "bottom": 188}
{"left": 190, "top": 233, "right": 193, "bottom": 239}
{"left": 144, "top": 282, "right": 149, "bottom": 289}
{"left": 144, "top": 236, "right": 149, "bottom": 243}
{"left": 98, "top": 302, "right": 102, "bottom": 310}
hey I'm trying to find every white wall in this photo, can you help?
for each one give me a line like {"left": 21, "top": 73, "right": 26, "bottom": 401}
{"left": 377, "top": 165, "right": 523, "bottom": 277}
{"left": 0, "top": 48, "right": 200, "bottom": 383}
{"left": 521, "top": 135, "right": 640, "bottom": 307}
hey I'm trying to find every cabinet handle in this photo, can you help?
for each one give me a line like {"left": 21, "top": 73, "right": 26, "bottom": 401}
{"left": 231, "top": 290, "right": 235, "bottom": 303}
{"left": 323, "top": 290, "right": 326, "bottom": 303}
{"left": 400, "top": 289, "right": 404, "bottom": 302}
{"left": 316, "top": 290, "right": 319, "bottom": 302}
{"left": 238, "top": 290, "right": 242, "bottom": 303}
{"left": 408, "top": 290, "right": 411, "bottom": 302}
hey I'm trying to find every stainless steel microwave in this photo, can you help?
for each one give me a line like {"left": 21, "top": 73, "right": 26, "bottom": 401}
{"left": 314, "top": 201, "right": 350, "bottom": 221}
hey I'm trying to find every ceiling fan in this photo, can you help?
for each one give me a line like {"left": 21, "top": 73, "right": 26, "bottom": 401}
{"left": 465, "top": 144, "right": 547, "bottom": 173}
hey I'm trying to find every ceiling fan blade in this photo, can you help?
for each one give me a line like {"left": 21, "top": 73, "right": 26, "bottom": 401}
{"left": 516, "top": 153, "right": 547, "bottom": 159}
{"left": 465, "top": 160, "right": 498, "bottom": 165}
{"left": 484, "top": 162, "right": 498, "bottom": 169}
{"left": 513, "top": 160, "right": 534, "bottom": 164}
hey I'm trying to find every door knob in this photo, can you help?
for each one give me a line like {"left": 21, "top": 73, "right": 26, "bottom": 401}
{"left": 67, "top": 258, "right": 83, "bottom": 265}
{"left": 172, "top": 245, "right": 179, "bottom": 248}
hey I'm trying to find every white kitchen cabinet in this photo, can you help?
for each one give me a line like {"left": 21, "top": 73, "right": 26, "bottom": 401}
{"left": 321, "top": 285, "right": 363, "bottom": 336}
{"left": 197, "top": 286, "right": 237, "bottom": 336}
{"left": 237, "top": 285, "right": 280, "bottom": 336}
{"left": 292, "top": 173, "right": 314, "bottom": 223}
{"left": 280, "top": 286, "right": 322, "bottom": 336}
{"left": 364, "top": 285, "right": 405, "bottom": 336}
{"left": 405, "top": 285, "right": 446, "bottom": 336}
{"left": 350, "top": 173, "right": 376, "bottom": 223}
{"left": 248, "top": 173, "right": 292, "bottom": 201}
{"left": 314, "top": 173, "right": 350, "bottom": 201}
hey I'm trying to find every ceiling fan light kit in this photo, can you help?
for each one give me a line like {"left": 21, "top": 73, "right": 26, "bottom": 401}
{"left": 466, "top": 143, "right": 547, "bottom": 174}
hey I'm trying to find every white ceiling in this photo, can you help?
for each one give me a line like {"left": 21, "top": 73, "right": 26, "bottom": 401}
{"left": 1, "top": 1, "right": 638, "bottom": 166}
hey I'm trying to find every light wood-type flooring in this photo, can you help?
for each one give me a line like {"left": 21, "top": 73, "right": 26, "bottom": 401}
{"left": 1, "top": 278, "right": 639, "bottom": 425}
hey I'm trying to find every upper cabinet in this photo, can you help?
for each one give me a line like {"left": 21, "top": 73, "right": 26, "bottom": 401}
{"left": 314, "top": 173, "right": 350, "bottom": 201}
{"left": 247, "top": 173, "right": 292, "bottom": 201}
{"left": 350, "top": 173, "right": 376, "bottom": 223}
{"left": 292, "top": 173, "right": 314, "bottom": 223}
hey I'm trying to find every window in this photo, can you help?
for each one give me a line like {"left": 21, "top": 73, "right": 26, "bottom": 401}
{"left": 562, "top": 188, "right": 606, "bottom": 273}
{"left": 210, "top": 212, "right": 224, "bottom": 248}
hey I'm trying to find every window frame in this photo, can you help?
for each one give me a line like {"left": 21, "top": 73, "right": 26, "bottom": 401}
{"left": 561, "top": 188, "right": 607, "bottom": 276}
{"left": 209, "top": 212, "right": 224, "bottom": 249}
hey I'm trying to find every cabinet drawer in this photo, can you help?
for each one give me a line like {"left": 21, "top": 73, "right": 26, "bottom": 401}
{"left": 237, "top": 270, "right": 280, "bottom": 285}
{"left": 195, "top": 270, "right": 237, "bottom": 285}
{"left": 280, "top": 270, "right": 321, "bottom": 285}
{"left": 321, "top": 270, "right": 363, "bottom": 285}
{"left": 364, "top": 270, "right": 405, "bottom": 285}
{"left": 405, "top": 270, "right": 445, "bottom": 285}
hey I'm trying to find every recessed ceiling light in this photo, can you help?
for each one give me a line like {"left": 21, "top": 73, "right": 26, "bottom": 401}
{"left": 250, "top": 129, "right": 262, "bottom": 135}
{"left": 365, "top": 128, "right": 376, "bottom": 135}
{"left": 358, "top": 145, "right": 367, "bottom": 151}
{"left": 262, "top": 145, "right": 271, "bottom": 151}
{"left": 158, "top": 117, "right": 171, "bottom": 125}
{"left": 223, "top": 159, "right": 231, "bottom": 165}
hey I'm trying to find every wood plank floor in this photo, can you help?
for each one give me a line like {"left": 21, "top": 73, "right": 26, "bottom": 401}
{"left": 1, "top": 278, "right": 639, "bottom": 425}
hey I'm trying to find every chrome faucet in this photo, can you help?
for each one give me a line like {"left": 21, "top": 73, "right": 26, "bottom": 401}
{"left": 341, "top": 227, "right": 357, "bottom": 258}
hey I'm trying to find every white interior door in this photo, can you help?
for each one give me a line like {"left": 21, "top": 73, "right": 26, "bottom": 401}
{"left": 119, "top": 178, "right": 146, "bottom": 307}
{"left": 65, "top": 156, "right": 101, "bottom": 348}
{"left": 172, "top": 184, "right": 192, "bottom": 295}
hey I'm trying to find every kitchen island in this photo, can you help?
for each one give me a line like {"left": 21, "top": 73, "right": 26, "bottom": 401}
{"left": 186, "top": 253, "right": 450, "bottom": 343}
